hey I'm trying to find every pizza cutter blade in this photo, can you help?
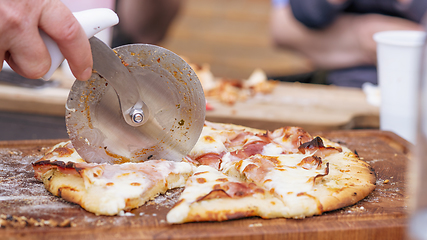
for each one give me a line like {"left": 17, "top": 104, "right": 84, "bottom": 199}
{"left": 65, "top": 37, "right": 205, "bottom": 164}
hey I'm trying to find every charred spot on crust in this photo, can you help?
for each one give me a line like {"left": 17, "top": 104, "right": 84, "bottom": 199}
{"left": 33, "top": 160, "right": 88, "bottom": 177}
{"left": 57, "top": 186, "right": 78, "bottom": 197}
{"left": 33, "top": 160, "right": 79, "bottom": 170}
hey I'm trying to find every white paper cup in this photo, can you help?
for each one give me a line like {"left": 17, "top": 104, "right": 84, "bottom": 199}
{"left": 373, "top": 30, "right": 426, "bottom": 143}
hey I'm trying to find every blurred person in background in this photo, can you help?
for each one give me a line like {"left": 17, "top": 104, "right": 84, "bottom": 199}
{"left": 270, "top": 0, "right": 426, "bottom": 88}
{"left": 112, "top": 0, "right": 183, "bottom": 47}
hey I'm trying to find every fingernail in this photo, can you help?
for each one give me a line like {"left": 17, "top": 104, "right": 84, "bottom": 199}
{"left": 79, "top": 67, "right": 92, "bottom": 81}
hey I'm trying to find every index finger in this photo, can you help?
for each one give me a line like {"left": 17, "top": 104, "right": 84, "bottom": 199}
{"left": 38, "top": 1, "right": 92, "bottom": 81}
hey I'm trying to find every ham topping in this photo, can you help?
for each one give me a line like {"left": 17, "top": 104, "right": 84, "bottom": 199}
{"left": 297, "top": 156, "right": 323, "bottom": 170}
{"left": 194, "top": 153, "right": 224, "bottom": 170}
{"left": 298, "top": 137, "right": 342, "bottom": 158}
{"left": 196, "top": 182, "right": 265, "bottom": 202}
{"left": 33, "top": 160, "right": 96, "bottom": 180}
{"left": 267, "top": 127, "right": 312, "bottom": 152}
{"left": 231, "top": 141, "right": 269, "bottom": 159}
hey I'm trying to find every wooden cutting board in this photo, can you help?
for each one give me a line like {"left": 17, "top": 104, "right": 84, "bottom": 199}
{"left": 0, "top": 130, "right": 409, "bottom": 240}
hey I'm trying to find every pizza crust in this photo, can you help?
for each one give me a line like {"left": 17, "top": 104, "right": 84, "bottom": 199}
{"left": 314, "top": 150, "right": 376, "bottom": 212}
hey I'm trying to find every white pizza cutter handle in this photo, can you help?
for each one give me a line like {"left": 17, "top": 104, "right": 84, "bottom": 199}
{"left": 40, "top": 8, "right": 119, "bottom": 80}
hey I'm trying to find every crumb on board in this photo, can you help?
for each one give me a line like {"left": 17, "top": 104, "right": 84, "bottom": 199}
{"left": 248, "top": 223, "right": 263, "bottom": 227}
{"left": 0, "top": 214, "right": 75, "bottom": 228}
{"left": 341, "top": 204, "right": 368, "bottom": 214}
{"left": 118, "top": 211, "right": 135, "bottom": 217}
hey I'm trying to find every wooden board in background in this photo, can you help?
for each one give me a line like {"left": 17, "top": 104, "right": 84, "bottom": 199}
{"left": 0, "top": 81, "right": 379, "bottom": 134}
{"left": 206, "top": 82, "right": 379, "bottom": 132}
{"left": 0, "top": 130, "right": 410, "bottom": 240}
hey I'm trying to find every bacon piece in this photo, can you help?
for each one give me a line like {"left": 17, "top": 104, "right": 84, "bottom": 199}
{"left": 196, "top": 182, "right": 265, "bottom": 202}
{"left": 298, "top": 137, "right": 342, "bottom": 158}
{"left": 194, "top": 153, "right": 224, "bottom": 170}
{"left": 224, "top": 132, "right": 255, "bottom": 149}
{"left": 310, "top": 162, "right": 330, "bottom": 185}
{"left": 231, "top": 141, "right": 269, "bottom": 159}
{"left": 240, "top": 155, "right": 278, "bottom": 184}
{"left": 227, "top": 132, "right": 272, "bottom": 159}
{"left": 267, "top": 127, "right": 312, "bottom": 153}
{"left": 297, "top": 156, "right": 322, "bottom": 170}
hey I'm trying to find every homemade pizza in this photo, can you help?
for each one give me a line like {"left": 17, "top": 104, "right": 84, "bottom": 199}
{"left": 33, "top": 122, "right": 376, "bottom": 224}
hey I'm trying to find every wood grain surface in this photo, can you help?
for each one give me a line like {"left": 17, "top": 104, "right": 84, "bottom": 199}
{"left": 0, "top": 130, "right": 410, "bottom": 240}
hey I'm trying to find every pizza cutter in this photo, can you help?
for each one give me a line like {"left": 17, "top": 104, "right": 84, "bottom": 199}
{"left": 65, "top": 37, "right": 206, "bottom": 164}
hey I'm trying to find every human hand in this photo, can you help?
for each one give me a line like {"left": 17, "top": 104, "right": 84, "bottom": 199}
{"left": 0, "top": 0, "right": 92, "bottom": 80}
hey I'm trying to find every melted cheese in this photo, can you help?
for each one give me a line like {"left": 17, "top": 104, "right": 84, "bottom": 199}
{"left": 167, "top": 165, "right": 287, "bottom": 223}
{"left": 190, "top": 127, "right": 230, "bottom": 156}
{"left": 79, "top": 160, "right": 194, "bottom": 215}
{"left": 46, "top": 141, "right": 85, "bottom": 163}
{"left": 221, "top": 152, "right": 331, "bottom": 218}
{"left": 261, "top": 143, "right": 284, "bottom": 156}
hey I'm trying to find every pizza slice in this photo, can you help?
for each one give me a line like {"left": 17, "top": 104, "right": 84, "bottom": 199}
{"left": 184, "top": 122, "right": 375, "bottom": 220}
{"left": 166, "top": 165, "right": 286, "bottom": 224}
{"left": 33, "top": 141, "right": 195, "bottom": 216}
